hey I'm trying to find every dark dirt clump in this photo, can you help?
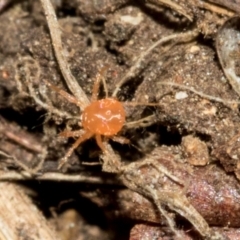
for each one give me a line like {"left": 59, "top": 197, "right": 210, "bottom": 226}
{"left": 0, "top": 0, "right": 240, "bottom": 239}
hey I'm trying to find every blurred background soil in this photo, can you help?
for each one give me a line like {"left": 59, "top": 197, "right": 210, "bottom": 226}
{"left": 0, "top": 0, "right": 240, "bottom": 239}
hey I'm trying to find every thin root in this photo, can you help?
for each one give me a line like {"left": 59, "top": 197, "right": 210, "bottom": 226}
{"left": 146, "top": 0, "right": 193, "bottom": 21}
{"left": 39, "top": 0, "right": 90, "bottom": 109}
{"left": 0, "top": 150, "right": 47, "bottom": 176}
{"left": 158, "top": 81, "right": 240, "bottom": 107}
{"left": 15, "top": 56, "right": 74, "bottom": 119}
{"left": 112, "top": 30, "right": 198, "bottom": 97}
{"left": 0, "top": 169, "right": 118, "bottom": 184}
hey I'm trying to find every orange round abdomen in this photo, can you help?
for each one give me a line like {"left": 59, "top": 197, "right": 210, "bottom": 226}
{"left": 81, "top": 98, "right": 125, "bottom": 136}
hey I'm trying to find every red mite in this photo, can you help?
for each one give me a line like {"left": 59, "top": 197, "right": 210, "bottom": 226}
{"left": 45, "top": 72, "right": 127, "bottom": 168}
{"left": 45, "top": 67, "right": 159, "bottom": 168}
{"left": 82, "top": 98, "right": 125, "bottom": 138}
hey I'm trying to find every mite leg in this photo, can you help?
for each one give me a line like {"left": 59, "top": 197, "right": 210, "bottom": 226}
{"left": 91, "top": 65, "right": 109, "bottom": 102}
{"left": 58, "top": 131, "right": 93, "bottom": 169}
{"left": 59, "top": 129, "right": 84, "bottom": 138}
{"left": 44, "top": 80, "right": 84, "bottom": 109}
{"left": 111, "top": 136, "right": 130, "bottom": 145}
{"left": 95, "top": 134, "right": 106, "bottom": 152}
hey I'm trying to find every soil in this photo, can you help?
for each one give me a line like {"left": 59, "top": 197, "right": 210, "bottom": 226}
{"left": 0, "top": 0, "right": 240, "bottom": 239}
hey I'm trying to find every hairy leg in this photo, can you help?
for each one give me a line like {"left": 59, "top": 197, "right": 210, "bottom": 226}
{"left": 111, "top": 135, "right": 130, "bottom": 145}
{"left": 44, "top": 80, "right": 84, "bottom": 109}
{"left": 91, "top": 65, "right": 109, "bottom": 102}
{"left": 95, "top": 134, "right": 105, "bottom": 152}
{"left": 58, "top": 131, "right": 93, "bottom": 169}
{"left": 59, "top": 129, "right": 84, "bottom": 138}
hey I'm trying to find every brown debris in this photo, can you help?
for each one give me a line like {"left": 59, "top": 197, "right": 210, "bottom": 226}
{"left": 0, "top": 0, "right": 240, "bottom": 239}
{"left": 0, "top": 182, "right": 60, "bottom": 240}
{"left": 182, "top": 135, "right": 209, "bottom": 166}
{"left": 84, "top": 147, "right": 240, "bottom": 228}
{"left": 130, "top": 224, "right": 240, "bottom": 240}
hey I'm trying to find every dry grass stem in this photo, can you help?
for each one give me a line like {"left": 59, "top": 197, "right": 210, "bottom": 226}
{"left": 158, "top": 81, "right": 240, "bottom": 106}
{"left": 206, "top": 0, "right": 240, "bottom": 13}
{"left": 0, "top": 150, "right": 46, "bottom": 175}
{"left": 39, "top": 0, "right": 90, "bottom": 110}
{"left": 112, "top": 30, "right": 199, "bottom": 97}
{"left": 124, "top": 114, "right": 156, "bottom": 129}
{"left": 147, "top": 0, "right": 193, "bottom": 21}
{"left": 197, "top": 1, "right": 234, "bottom": 16}
{"left": 0, "top": 170, "right": 118, "bottom": 184}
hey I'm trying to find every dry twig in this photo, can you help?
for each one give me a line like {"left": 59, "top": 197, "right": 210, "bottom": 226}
{"left": 39, "top": 0, "right": 90, "bottom": 109}
{"left": 0, "top": 182, "right": 60, "bottom": 240}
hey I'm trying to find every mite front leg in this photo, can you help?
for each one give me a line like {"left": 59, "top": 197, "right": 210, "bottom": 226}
{"left": 58, "top": 131, "right": 93, "bottom": 169}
